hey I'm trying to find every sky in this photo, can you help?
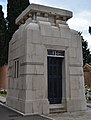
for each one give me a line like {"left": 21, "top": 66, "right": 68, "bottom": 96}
{"left": 0, "top": 0, "right": 91, "bottom": 49}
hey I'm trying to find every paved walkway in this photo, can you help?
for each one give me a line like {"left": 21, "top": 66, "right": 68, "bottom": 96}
{"left": 48, "top": 110, "right": 91, "bottom": 120}
{"left": 1, "top": 96, "right": 91, "bottom": 120}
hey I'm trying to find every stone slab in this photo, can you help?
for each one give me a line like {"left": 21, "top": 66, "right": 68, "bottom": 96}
{"left": 16, "top": 4, "right": 72, "bottom": 24}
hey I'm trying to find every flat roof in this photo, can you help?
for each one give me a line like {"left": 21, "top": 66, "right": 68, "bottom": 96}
{"left": 16, "top": 4, "right": 73, "bottom": 25}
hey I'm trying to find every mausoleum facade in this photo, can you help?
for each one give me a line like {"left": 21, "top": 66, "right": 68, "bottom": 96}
{"left": 7, "top": 4, "right": 86, "bottom": 115}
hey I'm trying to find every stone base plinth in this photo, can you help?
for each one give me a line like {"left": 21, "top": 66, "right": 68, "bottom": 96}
{"left": 7, "top": 97, "right": 49, "bottom": 115}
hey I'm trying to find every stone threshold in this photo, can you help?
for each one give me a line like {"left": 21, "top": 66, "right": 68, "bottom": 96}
{"left": 49, "top": 104, "right": 66, "bottom": 113}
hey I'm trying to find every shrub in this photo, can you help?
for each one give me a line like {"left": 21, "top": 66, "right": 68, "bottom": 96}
{"left": 0, "top": 89, "right": 7, "bottom": 94}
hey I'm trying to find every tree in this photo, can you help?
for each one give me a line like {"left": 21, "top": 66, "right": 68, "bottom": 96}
{"left": 81, "top": 35, "right": 91, "bottom": 65}
{"left": 7, "top": 0, "right": 30, "bottom": 41}
{"left": 89, "top": 26, "right": 91, "bottom": 35}
{"left": 0, "top": 5, "right": 7, "bottom": 66}
{"left": 6, "top": 0, "right": 30, "bottom": 63}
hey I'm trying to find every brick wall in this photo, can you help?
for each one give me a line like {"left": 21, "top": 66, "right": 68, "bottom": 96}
{"left": 84, "top": 64, "right": 91, "bottom": 87}
{"left": 84, "top": 72, "right": 91, "bottom": 87}
{"left": 0, "top": 65, "right": 8, "bottom": 90}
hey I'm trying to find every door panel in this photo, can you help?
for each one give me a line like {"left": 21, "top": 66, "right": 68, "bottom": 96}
{"left": 48, "top": 57, "right": 63, "bottom": 104}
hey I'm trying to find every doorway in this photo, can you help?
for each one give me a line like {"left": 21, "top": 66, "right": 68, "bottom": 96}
{"left": 47, "top": 57, "right": 63, "bottom": 104}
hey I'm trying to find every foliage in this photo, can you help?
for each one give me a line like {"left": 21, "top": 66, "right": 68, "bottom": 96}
{"left": 5, "top": 0, "right": 30, "bottom": 64}
{"left": 0, "top": 0, "right": 30, "bottom": 66}
{"left": 87, "top": 100, "right": 91, "bottom": 103}
{"left": 0, "top": 93, "right": 7, "bottom": 97}
{"left": 89, "top": 26, "right": 91, "bottom": 35}
{"left": 7, "top": 0, "right": 30, "bottom": 41}
{"left": 78, "top": 32, "right": 91, "bottom": 66}
{"left": 81, "top": 35, "right": 91, "bottom": 65}
{"left": 0, "top": 5, "right": 7, "bottom": 66}
{"left": 0, "top": 89, "right": 7, "bottom": 97}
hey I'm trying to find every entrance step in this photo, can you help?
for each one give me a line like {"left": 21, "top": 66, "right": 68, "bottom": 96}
{"left": 50, "top": 107, "right": 66, "bottom": 113}
{"left": 49, "top": 105, "right": 66, "bottom": 113}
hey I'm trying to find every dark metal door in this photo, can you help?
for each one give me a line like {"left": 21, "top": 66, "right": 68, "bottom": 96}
{"left": 48, "top": 57, "right": 62, "bottom": 104}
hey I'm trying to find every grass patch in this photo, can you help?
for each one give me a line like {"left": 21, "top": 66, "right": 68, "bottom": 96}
{"left": 0, "top": 93, "right": 7, "bottom": 97}
{"left": 87, "top": 100, "right": 91, "bottom": 104}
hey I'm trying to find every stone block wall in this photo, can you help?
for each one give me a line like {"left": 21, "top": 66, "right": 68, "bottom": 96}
{"left": 7, "top": 4, "right": 86, "bottom": 115}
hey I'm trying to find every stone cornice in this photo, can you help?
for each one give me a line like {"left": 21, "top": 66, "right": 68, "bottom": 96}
{"left": 16, "top": 4, "right": 73, "bottom": 26}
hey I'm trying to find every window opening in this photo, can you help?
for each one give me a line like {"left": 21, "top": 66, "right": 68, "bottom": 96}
{"left": 14, "top": 59, "right": 19, "bottom": 78}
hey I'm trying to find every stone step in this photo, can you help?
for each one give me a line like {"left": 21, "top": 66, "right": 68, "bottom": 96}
{"left": 50, "top": 107, "right": 66, "bottom": 113}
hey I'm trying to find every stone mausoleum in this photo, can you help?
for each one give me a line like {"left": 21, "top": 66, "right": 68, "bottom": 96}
{"left": 7, "top": 4, "right": 86, "bottom": 115}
